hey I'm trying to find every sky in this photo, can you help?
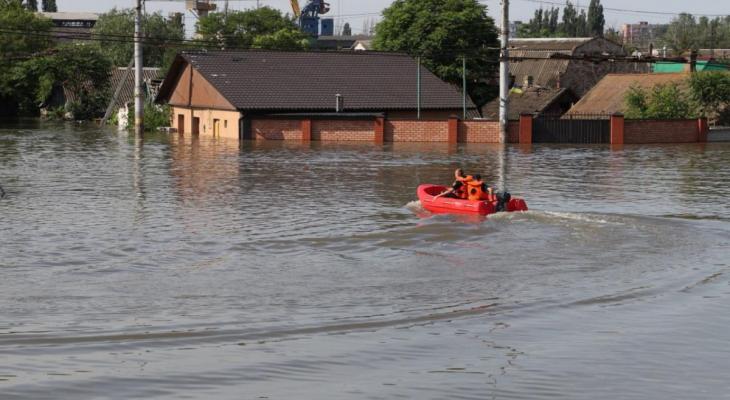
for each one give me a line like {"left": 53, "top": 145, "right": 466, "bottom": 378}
{"left": 57, "top": 0, "right": 729, "bottom": 35}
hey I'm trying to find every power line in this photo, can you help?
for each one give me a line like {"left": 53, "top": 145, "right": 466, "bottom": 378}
{"left": 0, "top": 27, "right": 700, "bottom": 65}
{"left": 504, "top": 0, "right": 728, "bottom": 18}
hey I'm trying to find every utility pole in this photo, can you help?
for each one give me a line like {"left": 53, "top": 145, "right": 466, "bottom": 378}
{"left": 499, "top": 0, "right": 509, "bottom": 143}
{"left": 462, "top": 56, "right": 467, "bottom": 120}
{"left": 416, "top": 56, "right": 422, "bottom": 120}
{"left": 134, "top": 0, "right": 144, "bottom": 136}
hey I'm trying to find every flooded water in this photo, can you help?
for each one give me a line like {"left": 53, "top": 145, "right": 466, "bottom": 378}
{"left": 2, "top": 120, "right": 730, "bottom": 399}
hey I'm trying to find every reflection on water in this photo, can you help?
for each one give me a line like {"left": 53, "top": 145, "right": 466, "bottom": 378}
{"left": 1, "top": 122, "right": 730, "bottom": 399}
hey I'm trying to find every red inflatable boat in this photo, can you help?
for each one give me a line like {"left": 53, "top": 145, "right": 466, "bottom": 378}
{"left": 417, "top": 184, "right": 528, "bottom": 216}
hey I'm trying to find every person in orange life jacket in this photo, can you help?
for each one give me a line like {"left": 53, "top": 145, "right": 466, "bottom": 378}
{"left": 434, "top": 180, "right": 465, "bottom": 199}
{"left": 465, "top": 174, "right": 495, "bottom": 201}
{"left": 454, "top": 168, "right": 475, "bottom": 199}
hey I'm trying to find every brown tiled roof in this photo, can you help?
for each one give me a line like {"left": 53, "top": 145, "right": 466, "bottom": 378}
{"left": 481, "top": 87, "right": 576, "bottom": 120}
{"left": 566, "top": 73, "right": 689, "bottom": 115}
{"left": 157, "top": 50, "right": 474, "bottom": 111}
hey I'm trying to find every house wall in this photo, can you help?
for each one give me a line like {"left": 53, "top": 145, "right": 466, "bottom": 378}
{"left": 624, "top": 119, "right": 700, "bottom": 144}
{"left": 171, "top": 106, "right": 241, "bottom": 139}
{"left": 168, "top": 64, "right": 237, "bottom": 111}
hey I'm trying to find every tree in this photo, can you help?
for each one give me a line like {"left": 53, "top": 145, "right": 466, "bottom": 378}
{"left": 0, "top": 1, "right": 53, "bottom": 115}
{"left": 0, "top": 0, "right": 52, "bottom": 59}
{"left": 41, "top": 0, "right": 55, "bottom": 12}
{"left": 548, "top": 7, "right": 559, "bottom": 34}
{"left": 587, "top": 0, "right": 604, "bottom": 37}
{"left": 92, "top": 8, "right": 185, "bottom": 67}
{"left": 7, "top": 44, "right": 111, "bottom": 118}
{"left": 24, "top": 0, "right": 36, "bottom": 11}
{"left": 561, "top": 1, "right": 577, "bottom": 37}
{"left": 373, "top": 0, "right": 499, "bottom": 107}
{"left": 689, "top": 71, "right": 730, "bottom": 124}
{"left": 576, "top": 9, "right": 588, "bottom": 37}
{"left": 342, "top": 22, "right": 351, "bottom": 36}
{"left": 665, "top": 13, "right": 698, "bottom": 55}
{"left": 252, "top": 28, "right": 310, "bottom": 50}
{"left": 624, "top": 83, "right": 698, "bottom": 119}
{"left": 196, "top": 7, "right": 303, "bottom": 49}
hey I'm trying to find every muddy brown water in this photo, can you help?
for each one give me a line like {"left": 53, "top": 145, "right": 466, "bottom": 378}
{"left": 1, "top": 120, "right": 730, "bottom": 399}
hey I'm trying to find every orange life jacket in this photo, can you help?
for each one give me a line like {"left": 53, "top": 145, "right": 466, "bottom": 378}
{"left": 466, "top": 180, "right": 484, "bottom": 201}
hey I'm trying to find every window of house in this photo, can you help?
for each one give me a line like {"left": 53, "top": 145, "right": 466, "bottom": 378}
{"left": 224, "top": 120, "right": 228, "bottom": 128}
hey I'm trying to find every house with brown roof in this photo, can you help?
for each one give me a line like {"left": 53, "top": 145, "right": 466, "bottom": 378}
{"left": 481, "top": 87, "right": 577, "bottom": 120}
{"left": 565, "top": 73, "right": 688, "bottom": 116}
{"left": 509, "top": 37, "right": 646, "bottom": 98}
{"left": 155, "top": 50, "right": 476, "bottom": 140}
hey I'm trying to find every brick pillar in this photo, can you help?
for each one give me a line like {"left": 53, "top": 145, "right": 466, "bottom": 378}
{"left": 519, "top": 113, "right": 533, "bottom": 144}
{"left": 697, "top": 117, "right": 709, "bottom": 143}
{"left": 448, "top": 115, "right": 459, "bottom": 144}
{"left": 610, "top": 113, "right": 624, "bottom": 145}
{"left": 374, "top": 116, "right": 385, "bottom": 144}
{"left": 301, "top": 119, "right": 312, "bottom": 141}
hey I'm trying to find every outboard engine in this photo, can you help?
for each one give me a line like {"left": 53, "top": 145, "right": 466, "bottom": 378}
{"left": 496, "top": 191, "right": 511, "bottom": 212}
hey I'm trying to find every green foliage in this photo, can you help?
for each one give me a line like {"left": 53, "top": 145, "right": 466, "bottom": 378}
{"left": 519, "top": 1, "right": 600, "bottom": 38}
{"left": 252, "top": 28, "right": 310, "bottom": 50}
{"left": 658, "top": 14, "right": 730, "bottom": 55}
{"left": 624, "top": 83, "right": 699, "bottom": 119}
{"left": 587, "top": 0, "right": 605, "bottom": 37}
{"left": 92, "top": 8, "right": 184, "bottom": 67}
{"left": 0, "top": 1, "right": 52, "bottom": 60}
{"left": 373, "top": 0, "right": 499, "bottom": 107}
{"left": 8, "top": 44, "right": 111, "bottom": 119}
{"left": 196, "top": 7, "right": 303, "bottom": 50}
{"left": 0, "top": 2, "right": 54, "bottom": 115}
{"left": 24, "top": 0, "right": 37, "bottom": 11}
{"left": 689, "top": 71, "right": 730, "bottom": 124}
{"left": 128, "top": 103, "right": 172, "bottom": 132}
{"left": 41, "top": 0, "right": 55, "bottom": 12}
{"left": 342, "top": 22, "right": 352, "bottom": 36}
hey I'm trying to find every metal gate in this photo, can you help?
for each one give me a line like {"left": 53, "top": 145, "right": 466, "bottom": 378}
{"left": 533, "top": 114, "right": 611, "bottom": 143}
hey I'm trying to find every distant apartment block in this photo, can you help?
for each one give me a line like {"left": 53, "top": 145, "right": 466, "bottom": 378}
{"left": 621, "top": 21, "right": 667, "bottom": 49}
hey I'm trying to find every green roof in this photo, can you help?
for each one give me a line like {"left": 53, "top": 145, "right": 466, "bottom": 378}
{"left": 653, "top": 61, "right": 728, "bottom": 73}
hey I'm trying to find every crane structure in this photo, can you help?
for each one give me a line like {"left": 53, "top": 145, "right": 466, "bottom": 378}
{"left": 290, "top": 0, "right": 333, "bottom": 37}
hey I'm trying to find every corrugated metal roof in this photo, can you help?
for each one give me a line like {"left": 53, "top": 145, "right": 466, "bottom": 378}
{"left": 510, "top": 38, "right": 594, "bottom": 51}
{"left": 566, "top": 73, "right": 688, "bottom": 115}
{"left": 158, "top": 50, "right": 474, "bottom": 111}
{"left": 509, "top": 58, "right": 571, "bottom": 88}
{"left": 108, "top": 67, "right": 161, "bottom": 107}
{"left": 38, "top": 12, "right": 99, "bottom": 21}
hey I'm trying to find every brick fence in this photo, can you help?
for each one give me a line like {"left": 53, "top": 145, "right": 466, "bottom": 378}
{"left": 623, "top": 118, "right": 707, "bottom": 144}
{"left": 250, "top": 116, "right": 524, "bottom": 144}
{"left": 248, "top": 114, "right": 708, "bottom": 144}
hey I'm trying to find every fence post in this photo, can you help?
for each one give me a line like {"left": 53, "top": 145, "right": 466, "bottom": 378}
{"left": 697, "top": 117, "right": 709, "bottom": 143}
{"left": 374, "top": 116, "right": 385, "bottom": 144}
{"left": 519, "top": 113, "right": 532, "bottom": 144}
{"left": 448, "top": 115, "right": 459, "bottom": 144}
{"left": 610, "top": 113, "right": 624, "bottom": 145}
{"left": 301, "top": 119, "right": 312, "bottom": 141}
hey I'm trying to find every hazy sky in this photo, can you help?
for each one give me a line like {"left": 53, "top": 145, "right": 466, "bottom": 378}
{"left": 58, "top": 0, "right": 729, "bottom": 35}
